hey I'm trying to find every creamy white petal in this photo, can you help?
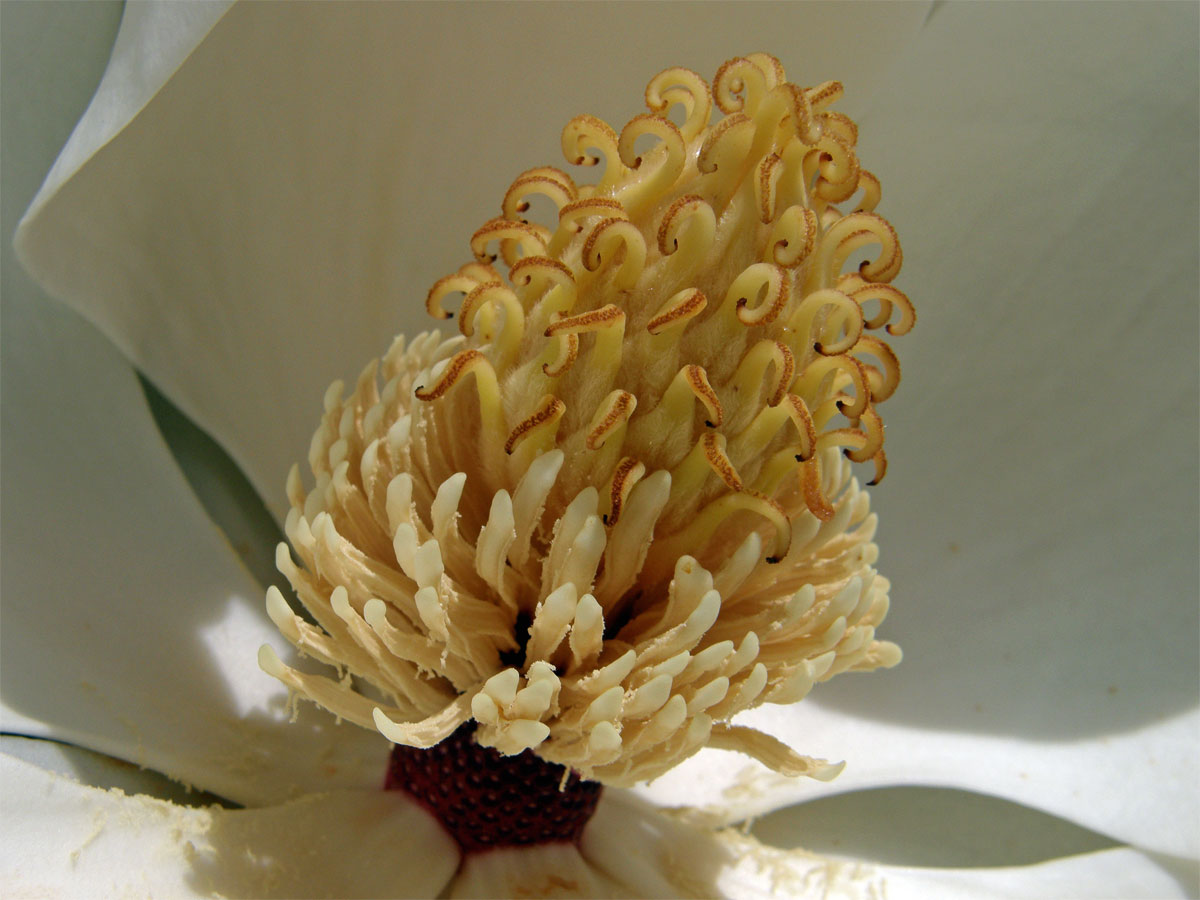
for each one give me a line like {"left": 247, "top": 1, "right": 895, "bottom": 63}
{"left": 594, "top": 792, "right": 1195, "bottom": 899}
{"left": 18, "top": 0, "right": 232, "bottom": 223}
{"left": 856, "top": 0, "right": 1199, "bottom": 859}
{"left": 641, "top": 706, "right": 1199, "bottom": 861}
{"left": 641, "top": 0, "right": 1199, "bottom": 860}
{"left": 0, "top": 752, "right": 460, "bottom": 899}
{"left": 448, "top": 843, "right": 631, "bottom": 900}
{"left": 0, "top": 735, "right": 225, "bottom": 809}
{"left": 0, "top": 277, "right": 387, "bottom": 804}
{"left": 446, "top": 789, "right": 1195, "bottom": 899}
{"left": 748, "top": 784, "right": 1118, "bottom": 869}
{"left": 713, "top": 834, "right": 1196, "bottom": 900}
{"left": 15, "top": 1, "right": 929, "bottom": 518}
{"left": 2, "top": 0, "right": 389, "bottom": 806}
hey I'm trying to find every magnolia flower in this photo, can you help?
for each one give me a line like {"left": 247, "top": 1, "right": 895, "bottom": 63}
{"left": 3, "top": 3, "right": 1197, "bottom": 899}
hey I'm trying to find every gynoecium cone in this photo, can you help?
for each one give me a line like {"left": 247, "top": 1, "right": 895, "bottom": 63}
{"left": 260, "top": 53, "right": 912, "bottom": 833}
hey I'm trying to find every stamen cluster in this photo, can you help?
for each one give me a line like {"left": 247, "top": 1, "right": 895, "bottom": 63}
{"left": 261, "top": 53, "right": 912, "bottom": 786}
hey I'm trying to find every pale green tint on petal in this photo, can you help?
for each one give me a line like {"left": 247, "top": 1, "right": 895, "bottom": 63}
{"left": 0, "top": 1, "right": 385, "bottom": 805}
{"left": 0, "top": 752, "right": 461, "bottom": 899}
{"left": 14, "top": 0, "right": 929, "bottom": 519}
{"left": 641, "top": 0, "right": 1199, "bottom": 861}
{"left": 138, "top": 372, "right": 290, "bottom": 596}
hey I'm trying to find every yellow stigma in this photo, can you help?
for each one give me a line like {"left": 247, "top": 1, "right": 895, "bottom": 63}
{"left": 261, "top": 53, "right": 912, "bottom": 786}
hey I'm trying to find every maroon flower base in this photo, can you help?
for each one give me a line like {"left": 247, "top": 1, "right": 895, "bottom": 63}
{"left": 384, "top": 722, "right": 603, "bottom": 854}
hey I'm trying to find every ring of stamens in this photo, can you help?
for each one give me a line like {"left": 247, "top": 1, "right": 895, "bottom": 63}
{"left": 263, "top": 53, "right": 912, "bottom": 798}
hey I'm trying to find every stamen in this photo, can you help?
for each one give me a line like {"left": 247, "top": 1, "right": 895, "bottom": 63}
{"left": 264, "top": 53, "right": 911, "bottom": 801}
{"left": 646, "top": 288, "right": 707, "bottom": 336}
{"left": 644, "top": 66, "right": 712, "bottom": 142}
{"left": 502, "top": 168, "right": 578, "bottom": 222}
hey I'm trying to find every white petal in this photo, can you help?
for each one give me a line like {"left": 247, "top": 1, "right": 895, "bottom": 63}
{"left": 448, "top": 843, "right": 629, "bottom": 900}
{"left": 641, "top": 1, "right": 1199, "bottom": 860}
{"left": 0, "top": 752, "right": 460, "bottom": 899}
{"left": 19, "top": 1, "right": 232, "bottom": 222}
{"left": 0, "top": 277, "right": 387, "bottom": 804}
{"left": 642, "top": 703, "right": 1199, "bottom": 861}
{"left": 0, "top": 735, "right": 224, "bottom": 808}
{"left": 714, "top": 835, "right": 1196, "bottom": 900}
{"left": 15, "top": 1, "right": 929, "bottom": 517}
{"left": 419, "top": 787, "right": 1200, "bottom": 899}
{"left": 3, "top": 0, "right": 389, "bottom": 805}
{"left": 585, "top": 791, "right": 1194, "bottom": 900}
{"left": 749, "top": 784, "right": 1116, "bottom": 869}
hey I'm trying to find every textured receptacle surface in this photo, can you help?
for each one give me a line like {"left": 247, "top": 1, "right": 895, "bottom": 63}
{"left": 385, "top": 723, "right": 601, "bottom": 853}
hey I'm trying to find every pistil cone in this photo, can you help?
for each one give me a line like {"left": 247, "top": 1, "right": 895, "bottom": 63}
{"left": 261, "top": 53, "right": 912, "bottom": 789}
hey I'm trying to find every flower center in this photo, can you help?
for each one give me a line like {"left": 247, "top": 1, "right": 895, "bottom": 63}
{"left": 262, "top": 53, "right": 909, "bottom": 795}
{"left": 384, "top": 722, "right": 603, "bottom": 854}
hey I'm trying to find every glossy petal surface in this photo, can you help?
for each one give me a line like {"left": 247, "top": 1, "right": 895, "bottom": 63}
{"left": 0, "top": 274, "right": 387, "bottom": 803}
{"left": 1, "top": 2, "right": 385, "bottom": 804}
{"left": 641, "top": 0, "right": 1200, "bottom": 861}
